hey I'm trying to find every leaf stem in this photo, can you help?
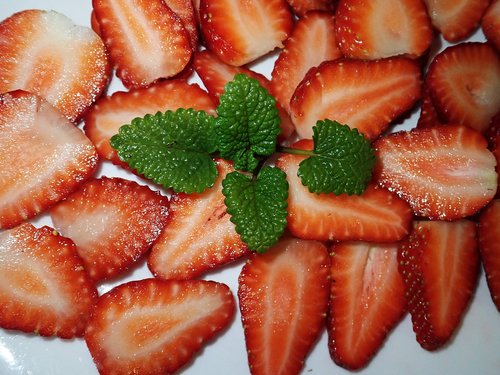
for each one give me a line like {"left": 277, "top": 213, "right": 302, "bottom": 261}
{"left": 277, "top": 145, "right": 316, "bottom": 157}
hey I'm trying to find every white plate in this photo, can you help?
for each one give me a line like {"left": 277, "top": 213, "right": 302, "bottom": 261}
{"left": 1, "top": 1, "right": 499, "bottom": 375}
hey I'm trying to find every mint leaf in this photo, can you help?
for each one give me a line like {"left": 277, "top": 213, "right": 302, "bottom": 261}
{"left": 110, "top": 109, "right": 218, "bottom": 194}
{"left": 216, "top": 74, "right": 281, "bottom": 172}
{"left": 298, "top": 120, "right": 375, "bottom": 195}
{"left": 222, "top": 167, "right": 288, "bottom": 253}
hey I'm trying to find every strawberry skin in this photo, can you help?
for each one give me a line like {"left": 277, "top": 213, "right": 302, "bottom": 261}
{"left": 374, "top": 124, "right": 498, "bottom": 220}
{"left": 148, "top": 159, "right": 250, "bottom": 280}
{"left": 290, "top": 57, "right": 422, "bottom": 140}
{"left": 285, "top": 0, "right": 335, "bottom": 16}
{"left": 482, "top": 0, "right": 500, "bottom": 51}
{"left": 238, "top": 237, "right": 330, "bottom": 375}
{"left": 398, "top": 220, "right": 480, "bottom": 350}
{"left": 328, "top": 241, "right": 406, "bottom": 370}
{"left": 0, "top": 90, "right": 98, "bottom": 229}
{"left": 0, "top": 9, "right": 110, "bottom": 122}
{"left": 0, "top": 223, "right": 98, "bottom": 339}
{"left": 275, "top": 139, "right": 413, "bottom": 242}
{"left": 85, "top": 278, "right": 235, "bottom": 375}
{"left": 416, "top": 85, "right": 445, "bottom": 129}
{"left": 51, "top": 177, "right": 169, "bottom": 282}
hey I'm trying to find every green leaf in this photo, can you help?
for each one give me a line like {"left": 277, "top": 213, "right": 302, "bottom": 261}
{"left": 298, "top": 119, "right": 375, "bottom": 195}
{"left": 222, "top": 167, "right": 288, "bottom": 253}
{"left": 216, "top": 74, "right": 281, "bottom": 172}
{"left": 110, "top": 108, "right": 218, "bottom": 194}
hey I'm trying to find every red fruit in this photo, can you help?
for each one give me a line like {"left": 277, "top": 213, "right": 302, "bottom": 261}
{"left": 164, "top": 0, "right": 199, "bottom": 51}
{"left": 0, "top": 223, "right": 98, "bottom": 339}
{"left": 426, "top": 42, "right": 500, "bottom": 133}
{"left": 335, "top": 0, "right": 433, "bottom": 59}
{"left": 148, "top": 159, "right": 250, "bottom": 280}
{"left": 478, "top": 199, "right": 500, "bottom": 312}
{"left": 238, "top": 237, "right": 330, "bottom": 375}
{"left": 290, "top": 57, "right": 422, "bottom": 140}
{"left": 199, "top": 0, "right": 294, "bottom": 66}
{"left": 328, "top": 241, "right": 406, "bottom": 370}
{"left": 374, "top": 124, "right": 498, "bottom": 220}
{"left": 85, "top": 278, "right": 235, "bottom": 375}
{"left": 398, "top": 220, "right": 480, "bottom": 350}
{"left": 423, "top": 0, "right": 490, "bottom": 42}
{"left": 0, "top": 90, "right": 98, "bottom": 229}
{"left": 416, "top": 85, "right": 445, "bottom": 129}
{"left": 275, "top": 139, "right": 413, "bottom": 242}
{"left": 84, "top": 79, "right": 216, "bottom": 167}
{"left": 270, "top": 11, "right": 342, "bottom": 114}
{"left": 51, "top": 177, "right": 169, "bottom": 282}
{"left": 482, "top": 0, "right": 500, "bottom": 51}
{"left": 92, "top": 0, "right": 192, "bottom": 89}
{"left": 285, "top": 0, "right": 335, "bottom": 16}
{"left": 0, "top": 9, "right": 109, "bottom": 122}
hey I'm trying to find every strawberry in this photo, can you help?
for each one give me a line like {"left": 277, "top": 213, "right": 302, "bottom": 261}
{"left": 0, "top": 90, "right": 98, "bottom": 229}
{"left": 416, "top": 85, "right": 445, "bottom": 128}
{"left": 423, "top": 0, "right": 490, "bottom": 42}
{"left": 485, "top": 112, "right": 500, "bottom": 196}
{"left": 269, "top": 11, "right": 342, "bottom": 115}
{"left": 85, "top": 278, "right": 235, "bottom": 375}
{"left": 0, "top": 223, "right": 98, "bottom": 339}
{"left": 425, "top": 42, "right": 500, "bottom": 133}
{"left": 84, "top": 79, "right": 216, "bottom": 167}
{"left": 289, "top": 57, "right": 422, "bottom": 140}
{"left": 163, "top": 0, "right": 199, "bottom": 52}
{"left": 238, "top": 237, "right": 330, "bottom": 375}
{"left": 328, "top": 241, "right": 406, "bottom": 370}
{"left": 148, "top": 159, "right": 250, "bottom": 280}
{"left": 398, "top": 220, "right": 480, "bottom": 350}
{"left": 285, "top": 0, "right": 336, "bottom": 17}
{"left": 50, "top": 176, "right": 169, "bottom": 282}
{"left": 199, "top": 0, "right": 294, "bottom": 66}
{"left": 334, "top": 0, "right": 433, "bottom": 60}
{"left": 92, "top": 0, "right": 192, "bottom": 89}
{"left": 275, "top": 139, "right": 413, "bottom": 242}
{"left": 482, "top": 0, "right": 500, "bottom": 51}
{"left": 0, "top": 9, "right": 110, "bottom": 122}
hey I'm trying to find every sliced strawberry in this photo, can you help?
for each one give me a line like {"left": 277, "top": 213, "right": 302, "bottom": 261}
{"left": 416, "top": 85, "right": 445, "bottom": 128}
{"left": 328, "top": 241, "right": 406, "bottom": 370}
{"left": 0, "top": 9, "right": 109, "bottom": 122}
{"left": 51, "top": 176, "right": 169, "bottom": 282}
{"left": 289, "top": 57, "right": 422, "bottom": 140}
{"left": 192, "top": 50, "right": 295, "bottom": 141}
{"left": 84, "top": 79, "right": 216, "bottom": 167}
{"left": 426, "top": 42, "right": 500, "bottom": 133}
{"left": 269, "top": 11, "right": 342, "bottom": 114}
{"left": 92, "top": 0, "right": 192, "bottom": 89}
{"left": 423, "top": 0, "right": 490, "bottom": 42}
{"left": 238, "top": 237, "right": 330, "bottom": 375}
{"left": 164, "top": 0, "right": 199, "bottom": 51}
{"left": 335, "top": 0, "right": 433, "bottom": 59}
{"left": 374, "top": 124, "right": 498, "bottom": 220}
{"left": 485, "top": 112, "right": 500, "bottom": 196}
{"left": 199, "top": 0, "right": 294, "bottom": 66}
{"left": 482, "top": 0, "right": 500, "bottom": 51}
{"left": 398, "top": 220, "right": 480, "bottom": 350}
{"left": 148, "top": 159, "right": 250, "bottom": 280}
{"left": 90, "top": 10, "right": 101, "bottom": 36}
{"left": 285, "top": 0, "right": 336, "bottom": 17}
{"left": 275, "top": 139, "right": 413, "bottom": 242}
{"left": 0, "top": 223, "right": 98, "bottom": 339}
{"left": 0, "top": 90, "right": 98, "bottom": 228}
{"left": 85, "top": 278, "right": 235, "bottom": 374}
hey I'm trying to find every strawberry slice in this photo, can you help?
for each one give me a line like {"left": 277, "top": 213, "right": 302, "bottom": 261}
{"left": 398, "top": 220, "right": 480, "bottom": 350}
{"left": 416, "top": 85, "right": 445, "bottom": 129}
{"left": 92, "top": 0, "right": 192, "bottom": 89}
{"left": 328, "top": 241, "right": 406, "bottom": 370}
{"left": 163, "top": 0, "right": 199, "bottom": 51}
{"left": 478, "top": 199, "right": 500, "bottom": 311}
{"left": 275, "top": 139, "right": 413, "bottom": 242}
{"left": 199, "top": 0, "right": 294, "bottom": 66}
{"left": 335, "top": 0, "right": 433, "bottom": 60}
{"left": 482, "top": 0, "right": 500, "bottom": 51}
{"left": 83, "top": 79, "right": 216, "bottom": 167}
{"left": 269, "top": 11, "right": 342, "bottom": 114}
{"left": 285, "top": 0, "right": 335, "bottom": 16}
{"left": 0, "top": 9, "right": 110, "bottom": 122}
{"left": 426, "top": 42, "right": 500, "bottom": 133}
{"left": 148, "top": 159, "right": 250, "bottom": 280}
{"left": 50, "top": 176, "right": 169, "bottom": 282}
{"left": 423, "top": 0, "right": 490, "bottom": 42}
{"left": 0, "top": 90, "right": 98, "bottom": 229}
{"left": 85, "top": 278, "right": 235, "bottom": 375}
{"left": 374, "top": 124, "right": 498, "bottom": 220}
{"left": 238, "top": 237, "right": 330, "bottom": 375}
{"left": 289, "top": 57, "right": 422, "bottom": 140}
{"left": 192, "top": 50, "right": 295, "bottom": 141}
{"left": 0, "top": 223, "right": 98, "bottom": 339}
